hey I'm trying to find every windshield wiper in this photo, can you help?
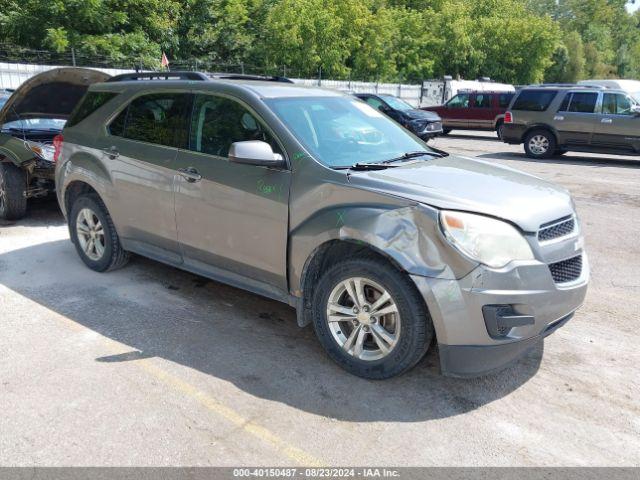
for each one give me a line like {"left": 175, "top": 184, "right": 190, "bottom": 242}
{"left": 382, "top": 150, "right": 444, "bottom": 164}
{"left": 348, "top": 162, "right": 401, "bottom": 171}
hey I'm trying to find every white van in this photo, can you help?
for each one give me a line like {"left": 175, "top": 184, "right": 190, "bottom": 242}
{"left": 578, "top": 79, "right": 640, "bottom": 101}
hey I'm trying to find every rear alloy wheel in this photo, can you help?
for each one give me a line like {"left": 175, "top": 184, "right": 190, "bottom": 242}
{"left": 312, "top": 257, "right": 433, "bottom": 379}
{"left": 524, "top": 130, "right": 556, "bottom": 159}
{"left": 69, "top": 194, "right": 129, "bottom": 272}
{"left": 0, "top": 163, "right": 27, "bottom": 220}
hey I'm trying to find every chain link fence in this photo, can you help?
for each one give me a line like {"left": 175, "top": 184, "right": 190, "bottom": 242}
{"left": 0, "top": 44, "right": 425, "bottom": 106}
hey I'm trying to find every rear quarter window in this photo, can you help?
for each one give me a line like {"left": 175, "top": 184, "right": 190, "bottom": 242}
{"left": 511, "top": 90, "right": 557, "bottom": 111}
{"left": 498, "top": 93, "right": 514, "bottom": 108}
{"left": 66, "top": 91, "right": 118, "bottom": 128}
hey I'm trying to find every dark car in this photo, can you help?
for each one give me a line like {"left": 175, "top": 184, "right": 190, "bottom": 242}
{"left": 354, "top": 93, "right": 443, "bottom": 140}
{"left": 422, "top": 90, "right": 515, "bottom": 138}
{"left": 502, "top": 85, "right": 640, "bottom": 159}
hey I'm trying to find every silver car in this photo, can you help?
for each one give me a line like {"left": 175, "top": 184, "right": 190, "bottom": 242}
{"left": 55, "top": 72, "right": 589, "bottom": 379}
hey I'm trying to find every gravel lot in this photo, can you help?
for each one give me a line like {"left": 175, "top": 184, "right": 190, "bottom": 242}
{"left": 1, "top": 131, "right": 639, "bottom": 467}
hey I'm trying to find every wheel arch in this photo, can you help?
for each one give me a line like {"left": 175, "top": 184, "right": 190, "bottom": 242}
{"left": 521, "top": 124, "right": 559, "bottom": 144}
{"left": 295, "top": 238, "right": 424, "bottom": 328}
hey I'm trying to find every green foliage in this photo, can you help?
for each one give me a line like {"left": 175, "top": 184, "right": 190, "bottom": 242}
{"left": 0, "top": 0, "right": 638, "bottom": 83}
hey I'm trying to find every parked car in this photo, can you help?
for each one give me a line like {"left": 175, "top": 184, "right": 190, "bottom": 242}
{"left": 502, "top": 85, "right": 640, "bottom": 159}
{"left": 422, "top": 90, "right": 516, "bottom": 138}
{"left": 353, "top": 93, "right": 443, "bottom": 140}
{"left": 420, "top": 76, "right": 514, "bottom": 107}
{"left": 56, "top": 72, "right": 588, "bottom": 379}
{"left": 0, "top": 67, "right": 110, "bottom": 219}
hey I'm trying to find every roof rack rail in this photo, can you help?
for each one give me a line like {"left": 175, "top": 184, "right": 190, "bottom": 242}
{"left": 106, "top": 71, "right": 210, "bottom": 82}
{"left": 208, "top": 73, "right": 294, "bottom": 83}
{"left": 526, "top": 83, "right": 607, "bottom": 89}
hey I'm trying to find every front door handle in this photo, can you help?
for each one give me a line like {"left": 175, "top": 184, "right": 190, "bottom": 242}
{"left": 554, "top": 115, "right": 564, "bottom": 121}
{"left": 177, "top": 167, "right": 202, "bottom": 183}
{"left": 601, "top": 118, "right": 613, "bottom": 124}
{"left": 102, "top": 147, "right": 120, "bottom": 159}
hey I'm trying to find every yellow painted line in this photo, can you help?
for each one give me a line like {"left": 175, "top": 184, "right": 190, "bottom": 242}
{"left": 12, "top": 293, "right": 325, "bottom": 467}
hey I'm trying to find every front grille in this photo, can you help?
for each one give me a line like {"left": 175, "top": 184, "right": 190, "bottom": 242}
{"left": 538, "top": 216, "right": 575, "bottom": 242}
{"left": 549, "top": 255, "right": 582, "bottom": 283}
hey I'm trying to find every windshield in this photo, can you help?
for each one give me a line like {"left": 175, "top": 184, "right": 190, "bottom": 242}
{"left": 379, "top": 95, "right": 414, "bottom": 111}
{"left": 0, "top": 95, "right": 9, "bottom": 110}
{"left": 266, "top": 96, "right": 430, "bottom": 168}
{"left": 1, "top": 118, "right": 66, "bottom": 131}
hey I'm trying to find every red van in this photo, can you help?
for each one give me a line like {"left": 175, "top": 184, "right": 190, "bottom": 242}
{"left": 422, "top": 91, "right": 515, "bottom": 139}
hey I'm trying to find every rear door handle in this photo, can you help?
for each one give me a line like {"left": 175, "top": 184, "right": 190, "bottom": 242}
{"left": 177, "top": 167, "right": 202, "bottom": 183}
{"left": 601, "top": 118, "right": 613, "bottom": 124}
{"left": 102, "top": 147, "right": 120, "bottom": 159}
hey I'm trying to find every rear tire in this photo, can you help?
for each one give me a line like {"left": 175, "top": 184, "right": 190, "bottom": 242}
{"left": 311, "top": 257, "right": 433, "bottom": 379}
{"left": 496, "top": 122, "right": 505, "bottom": 140}
{"left": 69, "top": 193, "right": 129, "bottom": 272}
{"left": 0, "top": 163, "right": 27, "bottom": 220}
{"left": 524, "top": 129, "right": 556, "bottom": 159}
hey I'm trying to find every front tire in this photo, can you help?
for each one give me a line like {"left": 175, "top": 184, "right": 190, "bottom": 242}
{"left": 524, "top": 129, "right": 556, "bottom": 159}
{"left": 0, "top": 163, "right": 27, "bottom": 220}
{"left": 69, "top": 193, "right": 129, "bottom": 272}
{"left": 311, "top": 257, "right": 433, "bottom": 379}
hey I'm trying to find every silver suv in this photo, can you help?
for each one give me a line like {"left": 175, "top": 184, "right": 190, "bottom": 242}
{"left": 55, "top": 72, "right": 589, "bottom": 379}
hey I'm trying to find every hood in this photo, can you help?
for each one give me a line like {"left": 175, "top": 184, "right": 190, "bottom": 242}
{"left": 401, "top": 109, "right": 441, "bottom": 121}
{"left": 348, "top": 156, "right": 573, "bottom": 232}
{"left": 0, "top": 67, "right": 111, "bottom": 125}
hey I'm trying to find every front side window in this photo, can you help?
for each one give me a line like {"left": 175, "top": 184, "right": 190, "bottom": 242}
{"left": 474, "top": 94, "right": 491, "bottom": 108}
{"left": 189, "top": 94, "right": 281, "bottom": 157}
{"left": 512, "top": 90, "right": 557, "bottom": 111}
{"left": 446, "top": 94, "right": 470, "bottom": 108}
{"left": 266, "top": 96, "right": 430, "bottom": 168}
{"left": 567, "top": 92, "right": 598, "bottom": 113}
{"left": 108, "top": 93, "right": 191, "bottom": 148}
{"left": 602, "top": 93, "right": 634, "bottom": 115}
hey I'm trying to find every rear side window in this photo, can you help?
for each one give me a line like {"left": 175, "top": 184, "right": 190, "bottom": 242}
{"left": 498, "top": 93, "right": 514, "bottom": 108}
{"left": 511, "top": 90, "right": 557, "bottom": 111}
{"left": 66, "top": 91, "right": 118, "bottom": 128}
{"left": 567, "top": 92, "right": 598, "bottom": 113}
{"left": 108, "top": 93, "right": 192, "bottom": 148}
{"left": 474, "top": 94, "right": 491, "bottom": 108}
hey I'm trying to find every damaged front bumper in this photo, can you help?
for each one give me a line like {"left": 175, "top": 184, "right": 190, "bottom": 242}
{"left": 411, "top": 255, "right": 589, "bottom": 377}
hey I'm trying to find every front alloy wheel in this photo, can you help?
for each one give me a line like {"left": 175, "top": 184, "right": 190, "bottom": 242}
{"left": 326, "top": 277, "right": 400, "bottom": 361}
{"left": 311, "top": 257, "right": 433, "bottom": 379}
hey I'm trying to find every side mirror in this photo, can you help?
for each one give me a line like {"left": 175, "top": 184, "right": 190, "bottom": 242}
{"left": 631, "top": 105, "right": 640, "bottom": 116}
{"left": 228, "top": 141, "right": 285, "bottom": 168}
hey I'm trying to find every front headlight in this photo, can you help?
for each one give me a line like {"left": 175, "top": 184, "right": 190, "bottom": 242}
{"left": 440, "top": 210, "right": 534, "bottom": 268}
{"left": 25, "top": 141, "right": 55, "bottom": 162}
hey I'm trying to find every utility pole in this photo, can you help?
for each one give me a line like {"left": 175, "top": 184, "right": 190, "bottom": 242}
{"left": 71, "top": 47, "right": 76, "bottom": 67}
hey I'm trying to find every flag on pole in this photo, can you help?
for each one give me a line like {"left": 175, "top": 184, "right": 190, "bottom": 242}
{"left": 161, "top": 52, "right": 170, "bottom": 70}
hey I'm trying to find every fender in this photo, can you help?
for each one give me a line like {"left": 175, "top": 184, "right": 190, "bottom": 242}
{"left": 57, "top": 145, "right": 114, "bottom": 217}
{"left": 0, "top": 133, "right": 35, "bottom": 166}
{"left": 289, "top": 203, "right": 477, "bottom": 297}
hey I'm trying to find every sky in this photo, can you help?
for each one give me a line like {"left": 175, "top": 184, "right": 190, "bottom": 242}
{"left": 628, "top": 1, "right": 640, "bottom": 13}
